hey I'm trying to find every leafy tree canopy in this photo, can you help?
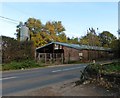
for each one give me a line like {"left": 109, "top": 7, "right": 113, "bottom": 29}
{"left": 16, "top": 18, "right": 67, "bottom": 47}
{"left": 80, "top": 28, "right": 101, "bottom": 46}
{"left": 99, "top": 31, "right": 117, "bottom": 47}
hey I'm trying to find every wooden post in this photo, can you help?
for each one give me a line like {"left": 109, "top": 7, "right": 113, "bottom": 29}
{"left": 35, "top": 51, "right": 36, "bottom": 60}
{"left": 38, "top": 53, "right": 40, "bottom": 61}
{"left": 35, "top": 51, "right": 37, "bottom": 61}
{"left": 61, "top": 53, "right": 64, "bottom": 64}
{"left": 52, "top": 53, "right": 54, "bottom": 63}
{"left": 45, "top": 53, "right": 47, "bottom": 63}
{"left": 50, "top": 53, "right": 52, "bottom": 63}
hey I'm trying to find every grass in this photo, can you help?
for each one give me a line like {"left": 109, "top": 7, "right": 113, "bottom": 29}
{"left": 2, "top": 59, "right": 44, "bottom": 71}
{"left": 102, "top": 62, "right": 120, "bottom": 74}
{"left": 87, "top": 61, "right": 120, "bottom": 73}
{"left": 67, "top": 60, "right": 84, "bottom": 64}
{"left": 0, "top": 64, "right": 2, "bottom": 71}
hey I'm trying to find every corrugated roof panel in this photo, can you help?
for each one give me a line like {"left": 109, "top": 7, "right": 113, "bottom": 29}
{"left": 36, "top": 41, "right": 111, "bottom": 51}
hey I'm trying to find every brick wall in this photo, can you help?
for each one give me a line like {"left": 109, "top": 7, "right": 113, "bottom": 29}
{"left": 81, "top": 50, "right": 88, "bottom": 61}
{"left": 63, "top": 46, "right": 110, "bottom": 63}
{"left": 63, "top": 46, "right": 80, "bottom": 63}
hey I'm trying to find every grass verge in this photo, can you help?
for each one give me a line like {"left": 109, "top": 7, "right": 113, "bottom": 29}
{"left": 2, "top": 59, "right": 44, "bottom": 71}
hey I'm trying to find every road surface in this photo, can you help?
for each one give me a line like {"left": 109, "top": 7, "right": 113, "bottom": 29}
{"left": 2, "top": 64, "right": 87, "bottom": 96}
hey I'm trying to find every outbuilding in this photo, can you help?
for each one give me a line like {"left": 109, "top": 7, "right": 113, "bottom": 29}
{"left": 36, "top": 42, "right": 112, "bottom": 64}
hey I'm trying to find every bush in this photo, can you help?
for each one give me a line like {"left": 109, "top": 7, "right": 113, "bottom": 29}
{"left": 102, "top": 62, "right": 120, "bottom": 74}
{"left": 79, "top": 61, "right": 120, "bottom": 91}
{"left": 2, "top": 36, "right": 35, "bottom": 63}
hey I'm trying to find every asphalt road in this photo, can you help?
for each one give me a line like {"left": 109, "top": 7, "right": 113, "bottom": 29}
{"left": 2, "top": 64, "right": 87, "bottom": 96}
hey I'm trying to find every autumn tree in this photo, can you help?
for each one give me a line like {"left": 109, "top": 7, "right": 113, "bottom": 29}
{"left": 67, "top": 37, "right": 80, "bottom": 44}
{"left": 80, "top": 28, "right": 101, "bottom": 46}
{"left": 45, "top": 21, "right": 66, "bottom": 42}
{"left": 16, "top": 18, "right": 67, "bottom": 47}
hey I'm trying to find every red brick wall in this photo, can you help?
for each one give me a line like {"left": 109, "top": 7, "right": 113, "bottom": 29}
{"left": 80, "top": 50, "right": 99, "bottom": 61}
{"left": 62, "top": 46, "right": 110, "bottom": 63}
{"left": 63, "top": 46, "right": 99, "bottom": 63}
{"left": 81, "top": 50, "right": 88, "bottom": 61}
{"left": 63, "top": 46, "right": 80, "bottom": 63}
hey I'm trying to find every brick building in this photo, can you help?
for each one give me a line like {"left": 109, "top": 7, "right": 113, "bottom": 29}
{"left": 36, "top": 42, "right": 112, "bottom": 64}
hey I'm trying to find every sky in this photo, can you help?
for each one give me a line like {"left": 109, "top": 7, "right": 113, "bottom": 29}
{"left": 118, "top": 2, "right": 120, "bottom": 30}
{"left": 0, "top": 2, "right": 119, "bottom": 38}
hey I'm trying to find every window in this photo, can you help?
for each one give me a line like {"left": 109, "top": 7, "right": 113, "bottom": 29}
{"left": 54, "top": 44, "right": 62, "bottom": 50}
{"left": 79, "top": 53, "right": 83, "bottom": 56}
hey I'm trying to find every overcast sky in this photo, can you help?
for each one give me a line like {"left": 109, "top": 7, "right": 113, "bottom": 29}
{"left": 0, "top": 2, "right": 118, "bottom": 38}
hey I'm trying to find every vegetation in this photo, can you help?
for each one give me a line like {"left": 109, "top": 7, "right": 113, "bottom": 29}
{"left": 2, "top": 59, "right": 43, "bottom": 71}
{"left": 80, "top": 28, "right": 101, "bottom": 46}
{"left": 110, "top": 39, "right": 120, "bottom": 58}
{"left": 79, "top": 28, "right": 119, "bottom": 58}
{"left": 2, "top": 17, "right": 120, "bottom": 71}
{"left": 2, "top": 36, "right": 35, "bottom": 63}
{"left": 99, "top": 31, "right": 117, "bottom": 48}
{"left": 15, "top": 18, "right": 119, "bottom": 59}
{"left": 78, "top": 61, "right": 120, "bottom": 92}
{"left": 80, "top": 28, "right": 117, "bottom": 47}
{"left": 102, "top": 62, "right": 120, "bottom": 74}
{"left": 67, "top": 37, "right": 80, "bottom": 44}
{"left": 16, "top": 18, "right": 67, "bottom": 47}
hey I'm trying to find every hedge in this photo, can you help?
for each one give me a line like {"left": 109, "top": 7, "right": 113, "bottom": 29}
{"left": 2, "top": 36, "right": 35, "bottom": 63}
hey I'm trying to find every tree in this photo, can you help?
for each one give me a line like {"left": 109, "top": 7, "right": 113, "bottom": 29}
{"left": 80, "top": 28, "right": 101, "bottom": 46}
{"left": 52, "top": 21, "right": 65, "bottom": 35}
{"left": 16, "top": 18, "right": 67, "bottom": 47}
{"left": 45, "top": 21, "right": 66, "bottom": 42}
{"left": 110, "top": 39, "right": 120, "bottom": 58}
{"left": 58, "top": 32, "right": 67, "bottom": 42}
{"left": 99, "top": 31, "right": 117, "bottom": 47}
{"left": 67, "top": 37, "right": 80, "bottom": 44}
{"left": 27, "top": 18, "right": 42, "bottom": 34}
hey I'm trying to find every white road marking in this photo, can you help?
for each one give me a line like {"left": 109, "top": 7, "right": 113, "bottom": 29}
{"left": 52, "top": 70, "right": 62, "bottom": 73}
{"left": 52, "top": 66, "right": 86, "bottom": 73}
{"left": 0, "top": 77, "right": 17, "bottom": 80}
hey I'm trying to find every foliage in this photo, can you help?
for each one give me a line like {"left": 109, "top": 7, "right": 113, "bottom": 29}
{"left": 2, "top": 59, "right": 42, "bottom": 71}
{"left": 80, "top": 28, "right": 101, "bottom": 46}
{"left": 102, "top": 62, "right": 120, "bottom": 74}
{"left": 99, "top": 31, "right": 117, "bottom": 47}
{"left": 80, "top": 33, "right": 101, "bottom": 46}
{"left": 2, "top": 36, "right": 35, "bottom": 63}
{"left": 79, "top": 62, "right": 120, "bottom": 91}
{"left": 67, "top": 37, "right": 80, "bottom": 44}
{"left": 16, "top": 18, "right": 67, "bottom": 47}
{"left": 110, "top": 39, "right": 120, "bottom": 58}
{"left": 81, "top": 62, "right": 120, "bottom": 78}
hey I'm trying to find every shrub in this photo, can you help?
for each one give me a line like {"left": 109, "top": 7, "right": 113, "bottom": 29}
{"left": 2, "top": 36, "right": 35, "bottom": 63}
{"left": 102, "top": 62, "right": 120, "bottom": 74}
